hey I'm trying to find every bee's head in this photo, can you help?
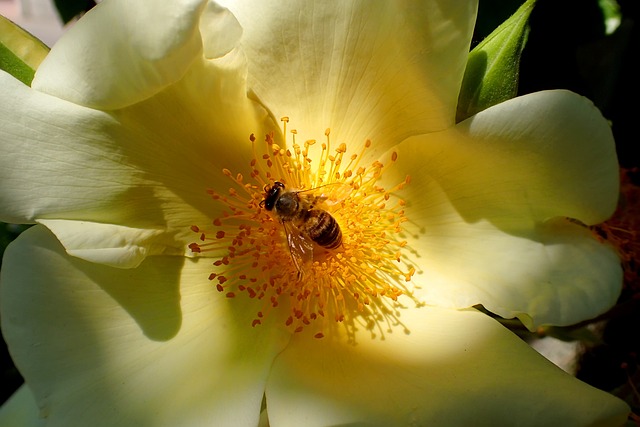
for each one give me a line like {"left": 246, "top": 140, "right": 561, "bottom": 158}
{"left": 260, "top": 181, "right": 285, "bottom": 211}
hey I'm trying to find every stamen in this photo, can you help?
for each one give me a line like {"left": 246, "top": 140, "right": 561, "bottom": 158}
{"left": 190, "top": 121, "right": 419, "bottom": 341}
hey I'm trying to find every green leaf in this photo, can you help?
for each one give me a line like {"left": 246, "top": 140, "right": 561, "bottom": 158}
{"left": 0, "top": 15, "right": 49, "bottom": 86}
{"left": 53, "top": 0, "right": 97, "bottom": 25}
{"left": 598, "top": 0, "right": 621, "bottom": 35}
{"left": 457, "top": 0, "right": 536, "bottom": 122}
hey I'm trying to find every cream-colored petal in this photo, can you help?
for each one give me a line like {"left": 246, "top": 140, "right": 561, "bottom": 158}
{"left": 0, "top": 385, "right": 44, "bottom": 427}
{"left": 1, "top": 39, "right": 270, "bottom": 264}
{"left": 390, "top": 90, "right": 619, "bottom": 229}
{"left": 199, "top": 1, "right": 244, "bottom": 59}
{"left": 0, "top": 70, "right": 132, "bottom": 224}
{"left": 115, "top": 40, "right": 272, "bottom": 185}
{"left": 37, "top": 220, "right": 170, "bottom": 268}
{"left": 31, "top": 0, "right": 207, "bottom": 109}
{"left": 219, "top": 0, "right": 477, "bottom": 150}
{"left": 1, "top": 225, "right": 289, "bottom": 427}
{"left": 457, "top": 90, "right": 618, "bottom": 225}
{"left": 266, "top": 307, "right": 629, "bottom": 426}
{"left": 382, "top": 90, "right": 621, "bottom": 327}
{"left": 0, "top": 72, "right": 197, "bottom": 266}
{"left": 409, "top": 209, "right": 621, "bottom": 329}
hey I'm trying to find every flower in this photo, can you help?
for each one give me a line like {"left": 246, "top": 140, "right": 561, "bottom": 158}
{"left": 0, "top": 0, "right": 630, "bottom": 425}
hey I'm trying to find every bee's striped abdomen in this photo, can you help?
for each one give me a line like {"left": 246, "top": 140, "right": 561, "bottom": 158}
{"left": 305, "top": 209, "right": 342, "bottom": 249}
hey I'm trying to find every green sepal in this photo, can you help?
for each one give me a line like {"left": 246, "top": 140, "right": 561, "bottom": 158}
{"left": 456, "top": 0, "right": 536, "bottom": 122}
{"left": 0, "top": 15, "right": 49, "bottom": 86}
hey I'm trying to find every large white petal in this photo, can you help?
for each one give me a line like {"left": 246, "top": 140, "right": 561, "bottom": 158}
{"left": 382, "top": 90, "right": 622, "bottom": 328}
{"left": 0, "top": 71, "right": 209, "bottom": 265}
{"left": 0, "top": 385, "right": 44, "bottom": 427}
{"left": 36, "top": 220, "right": 168, "bottom": 268}
{"left": 266, "top": 307, "right": 629, "bottom": 426}
{"left": 391, "top": 90, "right": 619, "bottom": 228}
{"left": 219, "top": 0, "right": 478, "bottom": 149}
{"left": 1, "top": 225, "right": 289, "bottom": 427}
{"left": 1, "top": 30, "right": 270, "bottom": 265}
{"left": 31, "top": 0, "right": 207, "bottom": 109}
{"left": 0, "top": 71, "right": 131, "bottom": 224}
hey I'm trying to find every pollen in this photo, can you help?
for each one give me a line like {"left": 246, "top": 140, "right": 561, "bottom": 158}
{"left": 189, "top": 119, "right": 418, "bottom": 341}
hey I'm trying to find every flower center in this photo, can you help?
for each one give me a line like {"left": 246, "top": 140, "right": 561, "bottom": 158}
{"left": 190, "top": 118, "right": 418, "bottom": 340}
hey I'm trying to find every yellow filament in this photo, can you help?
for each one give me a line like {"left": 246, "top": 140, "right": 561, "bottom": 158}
{"left": 190, "top": 123, "right": 417, "bottom": 341}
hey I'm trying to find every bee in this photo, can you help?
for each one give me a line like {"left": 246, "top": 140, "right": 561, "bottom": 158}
{"left": 261, "top": 181, "right": 351, "bottom": 273}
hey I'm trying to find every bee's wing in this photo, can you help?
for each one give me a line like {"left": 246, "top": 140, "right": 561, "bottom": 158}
{"left": 298, "top": 182, "right": 353, "bottom": 207}
{"left": 283, "top": 221, "right": 314, "bottom": 272}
